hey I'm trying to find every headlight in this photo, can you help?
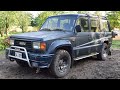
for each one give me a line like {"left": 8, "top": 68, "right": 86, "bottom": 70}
{"left": 33, "top": 42, "right": 40, "bottom": 49}
{"left": 10, "top": 39, "right": 14, "bottom": 46}
{"left": 33, "top": 42, "right": 46, "bottom": 50}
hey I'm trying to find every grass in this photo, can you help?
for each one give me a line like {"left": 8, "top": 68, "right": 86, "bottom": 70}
{"left": 0, "top": 50, "right": 5, "bottom": 55}
{"left": 112, "top": 40, "right": 120, "bottom": 49}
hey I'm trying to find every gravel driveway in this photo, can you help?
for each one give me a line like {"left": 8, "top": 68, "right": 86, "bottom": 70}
{"left": 0, "top": 49, "right": 120, "bottom": 79}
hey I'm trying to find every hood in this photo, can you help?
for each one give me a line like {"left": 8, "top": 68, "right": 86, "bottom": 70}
{"left": 10, "top": 31, "right": 73, "bottom": 41}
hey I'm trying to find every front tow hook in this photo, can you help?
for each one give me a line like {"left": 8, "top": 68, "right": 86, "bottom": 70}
{"left": 36, "top": 68, "right": 41, "bottom": 73}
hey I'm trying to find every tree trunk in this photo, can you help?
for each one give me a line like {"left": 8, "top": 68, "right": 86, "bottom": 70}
{"left": 5, "top": 17, "right": 9, "bottom": 36}
{"left": 21, "top": 26, "right": 24, "bottom": 33}
{"left": 5, "top": 28, "right": 8, "bottom": 35}
{"left": 0, "top": 31, "right": 3, "bottom": 37}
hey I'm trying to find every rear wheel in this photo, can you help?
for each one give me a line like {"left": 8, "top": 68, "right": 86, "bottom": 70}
{"left": 49, "top": 50, "right": 71, "bottom": 78}
{"left": 97, "top": 43, "right": 109, "bottom": 61}
{"left": 16, "top": 60, "right": 29, "bottom": 67}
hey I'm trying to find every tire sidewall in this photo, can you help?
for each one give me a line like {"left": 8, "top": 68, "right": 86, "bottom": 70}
{"left": 51, "top": 50, "right": 71, "bottom": 77}
{"left": 101, "top": 43, "right": 108, "bottom": 61}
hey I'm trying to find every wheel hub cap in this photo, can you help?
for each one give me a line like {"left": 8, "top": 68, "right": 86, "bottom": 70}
{"left": 58, "top": 59, "right": 68, "bottom": 73}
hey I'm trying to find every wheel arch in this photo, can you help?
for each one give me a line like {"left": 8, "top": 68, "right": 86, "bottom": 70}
{"left": 47, "top": 40, "right": 74, "bottom": 67}
{"left": 104, "top": 41, "right": 109, "bottom": 45}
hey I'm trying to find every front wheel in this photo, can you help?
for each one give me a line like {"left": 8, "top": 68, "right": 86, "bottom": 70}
{"left": 97, "top": 43, "right": 109, "bottom": 61}
{"left": 49, "top": 50, "right": 71, "bottom": 78}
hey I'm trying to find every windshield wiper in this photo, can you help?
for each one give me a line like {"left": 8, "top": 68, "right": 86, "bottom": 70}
{"left": 40, "top": 28, "right": 51, "bottom": 31}
{"left": 53, "top": 28, "right": 66, "bottom": 31}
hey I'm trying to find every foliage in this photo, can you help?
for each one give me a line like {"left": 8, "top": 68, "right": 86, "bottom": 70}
{"left": 34, "top": 11, "right": 80, "bottom": 28}
{"left": 0, "top": 11, "right": 32, "bottom": 37}
{"left": 94, "top": 11, "right": 102, "bottom": 16}
{"left": 0, "top": 12, "right": 6, "bottom": 37}
{"left": 33, "top": 11, "right": 56, "bottom": 29}
{"left": 0, "top": 36, "right": 10, "bottom": 50}
{"left": 107, "top": 11, "right": 120, "bottom": 29}
{"left": 16, "top": 11, "right": 32, "bottom": 33}
{"left": 0, "top": 11, "right": 19, "bottom": 36}
{"left": 77, "top": 11, "right": 88, "bottom": 14}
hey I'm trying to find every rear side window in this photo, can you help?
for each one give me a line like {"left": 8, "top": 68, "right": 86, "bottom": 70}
{"left": 76, "top": 17, "right": 89, "bottom": 32}
{"left": 100, "top": 19, "right": 109, "bottom": 32}
{"left": 90, "top": 18, "right": 100, "bottom": 32}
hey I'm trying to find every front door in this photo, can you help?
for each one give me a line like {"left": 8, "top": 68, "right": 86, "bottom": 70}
{"left": 74, "top": 17, "right": 91, "bottom": 57}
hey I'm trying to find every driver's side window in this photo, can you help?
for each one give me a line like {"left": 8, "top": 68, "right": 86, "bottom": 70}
{"left": 76, "top": 17, "right": 89, "bottom": 32}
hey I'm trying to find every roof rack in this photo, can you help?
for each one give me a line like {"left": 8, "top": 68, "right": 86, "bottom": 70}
{"left": 85, "top": 14, "right": 107, "bottom": 19}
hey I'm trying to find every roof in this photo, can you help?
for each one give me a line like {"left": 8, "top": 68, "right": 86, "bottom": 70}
{"left": 48, "top": 14, "right": 107, "bottom": 20}
{"left": 48, "top": 14, "right": 87, "bottom": 18}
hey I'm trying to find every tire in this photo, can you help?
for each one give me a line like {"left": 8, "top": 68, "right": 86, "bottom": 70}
{"left": 16, "top": 60, "right": 29, "bottom": 67}
{"left": 49, "top": 50, "right": 71, "bottom": 78}
{"left": 97, "top": 43, "right": 109, "bottom": 61}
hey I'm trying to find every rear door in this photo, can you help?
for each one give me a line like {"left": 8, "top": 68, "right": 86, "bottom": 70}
{"left": 89, "top": 17, "right": 112, "bottom": 54}
{"left": 89, "top": 17, "right": 101, "bottom": 53}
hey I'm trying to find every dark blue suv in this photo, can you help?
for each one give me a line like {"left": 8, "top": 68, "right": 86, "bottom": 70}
{"left": 6, "top": 14, "right": 114, "bottom": 77}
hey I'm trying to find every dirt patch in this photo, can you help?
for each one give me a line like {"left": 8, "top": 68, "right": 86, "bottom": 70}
{"left": 0, "top": 49, "right": 120, "bottom": 79}
{"left": 113, "top": 35, "right": 120, "bottom": 40}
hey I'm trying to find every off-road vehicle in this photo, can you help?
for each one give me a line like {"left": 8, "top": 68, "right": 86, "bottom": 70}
{"left": 6, "top": 14, "right": 116, "bottom": 77}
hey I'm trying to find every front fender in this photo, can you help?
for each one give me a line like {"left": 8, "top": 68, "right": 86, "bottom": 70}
{"left": 47, "top": 40, "right": 72, "bottom": 54}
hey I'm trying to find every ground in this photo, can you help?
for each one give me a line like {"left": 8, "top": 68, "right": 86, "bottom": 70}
{"left": 0, "top": 49, "right": 120, "bottom": 79}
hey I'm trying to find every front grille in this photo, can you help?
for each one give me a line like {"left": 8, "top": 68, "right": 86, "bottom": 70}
{"left": 14, "top": 40, "right": 32, "bottom": 52}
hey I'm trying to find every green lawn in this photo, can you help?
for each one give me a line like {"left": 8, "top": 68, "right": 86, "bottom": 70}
{"left": 112, "top": 40, "right": 120, "bottom": 49}
{"left": 0, "top": 50, "right": 5, "bottom": 55}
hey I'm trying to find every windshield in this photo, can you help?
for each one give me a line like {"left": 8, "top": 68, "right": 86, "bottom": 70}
{"left": 40, "top": 15, "right": 77, "bottom": 31}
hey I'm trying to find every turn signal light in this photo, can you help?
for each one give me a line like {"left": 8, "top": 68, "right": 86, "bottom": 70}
{"left": 40, "top": 42, "right": 46, "bottom": 51}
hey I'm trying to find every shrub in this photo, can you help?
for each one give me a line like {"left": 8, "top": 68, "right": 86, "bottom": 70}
{"left": 0, "top": 36, "right": 10, "bottom": 50}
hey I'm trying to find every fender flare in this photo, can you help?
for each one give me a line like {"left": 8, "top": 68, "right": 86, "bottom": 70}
{"left": 47, "top": 40, "right": 73, "bottom": 54}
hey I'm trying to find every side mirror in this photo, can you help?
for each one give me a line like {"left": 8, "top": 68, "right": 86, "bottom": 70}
{"left": 75, "top": 25, "right": 81, "bottom": 32}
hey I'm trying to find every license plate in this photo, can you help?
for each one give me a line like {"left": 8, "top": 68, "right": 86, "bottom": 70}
{"left": 15, "top": 52, "right": 22, "bottom": 58}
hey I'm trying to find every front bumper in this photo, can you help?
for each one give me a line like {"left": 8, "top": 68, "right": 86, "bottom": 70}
{"left": 6, "top": 46, "right": 54, "bottom": 68}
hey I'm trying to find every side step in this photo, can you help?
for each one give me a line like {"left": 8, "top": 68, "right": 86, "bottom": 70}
{"left": 74, "top": 53, "right": 99, "bottom": 61}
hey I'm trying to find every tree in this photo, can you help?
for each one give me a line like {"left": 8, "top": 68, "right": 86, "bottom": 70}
{"left": 94, "top": 11, "right": 102, "bottom": 16}
{"left": 52, "top": 11, "right": 65, "bottom": 15}
{"left": 34, "top": 11, "right": 55, "bottom": 28}
{"left": 34, "top": 11, "right": 77, "bottom": 28}
{"left": 0, "top": 12, "right": 6, "bottom": 37}
{"left": 107, "top": 11, "right": 120, "bottom": 29}
{"left": 4, "top": 11, "right": 18, "bottom": 35}
{"left": 0, "top": 11, "right": 18, "bottom": 36}
{"left": 77, "top": 11, "right": 88, "bottom": 14}
{"left": 16, "top": 12, "right": 32, "bottom": 33}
